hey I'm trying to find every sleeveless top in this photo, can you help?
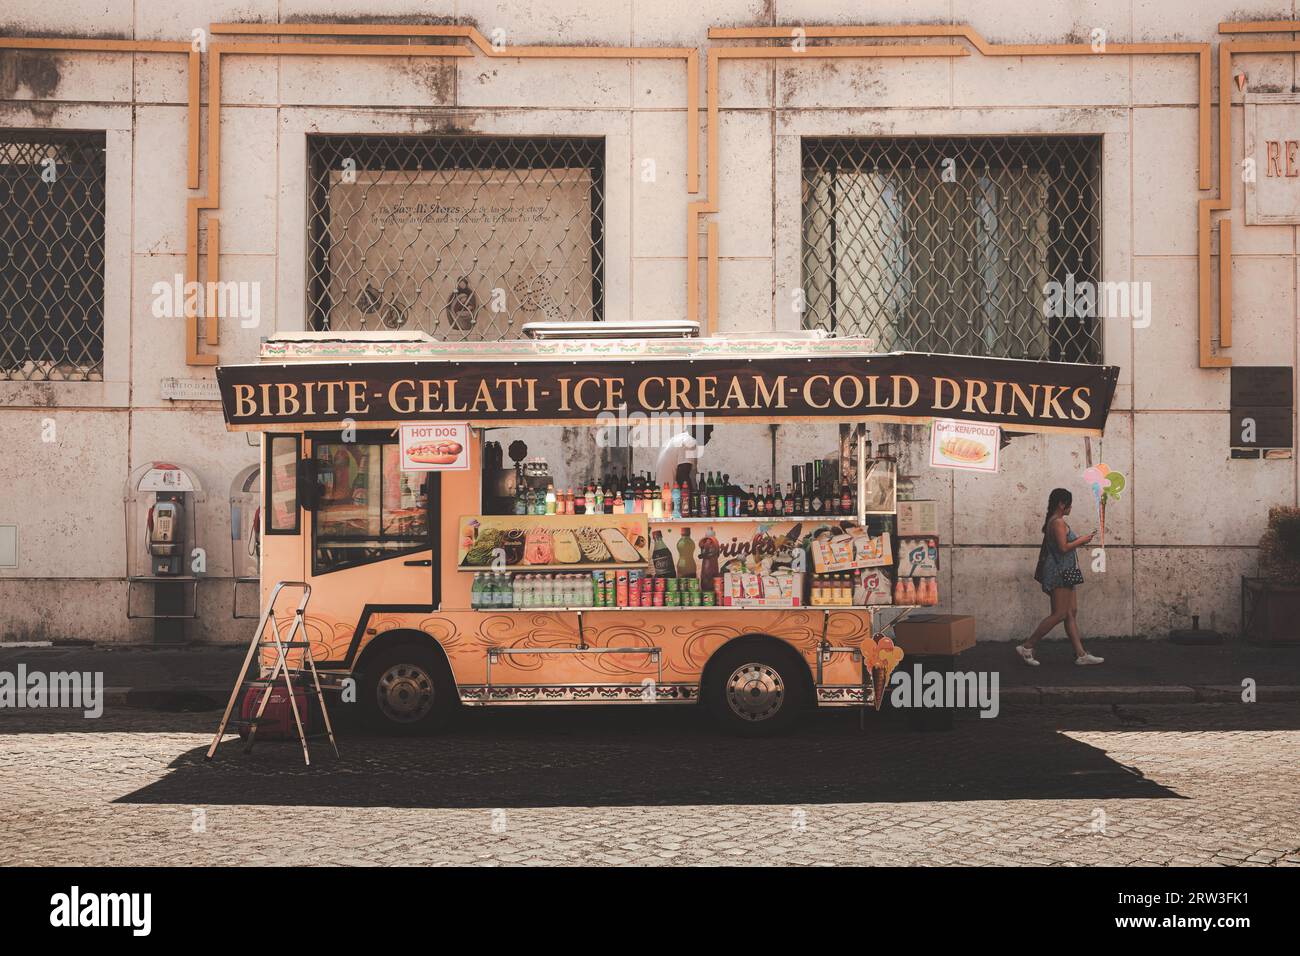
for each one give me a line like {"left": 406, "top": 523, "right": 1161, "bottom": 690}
{"left": 1035, "top": 519, "right": 1079, "bottom": 593}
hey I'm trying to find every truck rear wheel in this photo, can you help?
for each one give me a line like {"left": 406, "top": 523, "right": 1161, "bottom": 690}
{"left": 360, "top": 643, "right": 456, "bottom": 735}
{"left": 704, "top": 642, "right": 809, "bottom": 737}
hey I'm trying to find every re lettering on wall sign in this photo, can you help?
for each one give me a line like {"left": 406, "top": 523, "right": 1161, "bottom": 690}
{"left": 1264, "top": 139, "right": 1300, "bottom": 178}
{"left": 1243, "top": 94, "right": 1300, "bottom": 224}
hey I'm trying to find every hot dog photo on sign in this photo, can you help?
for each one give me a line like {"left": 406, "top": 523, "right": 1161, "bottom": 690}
{"left": 401, "top": 423, "right": 470, "bottom": 470}
{"left": 407, "top": 439, "right": 464, "bottom": 466}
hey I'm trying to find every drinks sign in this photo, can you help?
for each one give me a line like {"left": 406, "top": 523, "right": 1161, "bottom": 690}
{"left": 399, "top": 422, "right": 469, "bottom": 471}
{"left": 930, "top": 419, "right": 1000, "bottom": 473}
{"left": 217, "top": 352, "right": 1119, "bottom": 437}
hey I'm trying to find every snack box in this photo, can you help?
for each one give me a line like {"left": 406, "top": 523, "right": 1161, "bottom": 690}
{"left": 759, "top": 572, "right": 803, "bottom": 607}
{"left": 812, "top": 530, "right": 891, "bottom": 572}
{"left": 853, "top": 531, "right": 892, "bottom": 568}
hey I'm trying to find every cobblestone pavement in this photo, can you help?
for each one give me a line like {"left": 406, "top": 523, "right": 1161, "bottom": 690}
{"left": 1, "top": 702, "right": 1297, "bottom": 866}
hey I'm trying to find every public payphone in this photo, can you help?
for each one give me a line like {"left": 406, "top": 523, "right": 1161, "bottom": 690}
{"left": 148, "top": 494, "right": 186, "bottom": 575}
{"left": 125, "top": 461, "right": 205, "bottom": 642}
{"left": 229, "top": 462, "right": 261, "bottom": 618}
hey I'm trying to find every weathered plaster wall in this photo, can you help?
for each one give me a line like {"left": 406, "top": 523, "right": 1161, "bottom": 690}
{"left": 1, "top": 0, "right": 1297, "bottom": 642}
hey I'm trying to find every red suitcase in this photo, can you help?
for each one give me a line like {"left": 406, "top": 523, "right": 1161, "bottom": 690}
{"left": 239, "top": 685, "right": 310, "bottom": 740}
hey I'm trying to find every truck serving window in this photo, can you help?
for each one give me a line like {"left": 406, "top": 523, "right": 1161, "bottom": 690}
{"left": 312, "top": 440, "right": 431, "bottom": 574}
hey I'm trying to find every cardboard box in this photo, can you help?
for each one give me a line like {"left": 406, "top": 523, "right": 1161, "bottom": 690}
{"left": 892, "top": 614, "right": 975, "bottom": 656}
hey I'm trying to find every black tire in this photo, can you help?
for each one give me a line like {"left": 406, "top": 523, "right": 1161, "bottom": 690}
{"left": 704, "top": 641, "right": 810, "bottom": 737}
{"left": 358, "top": 642, "right": 456, "bottom": 736}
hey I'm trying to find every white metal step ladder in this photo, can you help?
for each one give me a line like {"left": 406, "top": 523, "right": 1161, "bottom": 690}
{"left": 205, "top": 581, "right": 339, "bottom": 766}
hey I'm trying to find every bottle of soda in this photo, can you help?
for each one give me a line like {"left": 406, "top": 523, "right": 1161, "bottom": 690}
{"left": 651, "top": 530, "right": 676, "bottom": 577}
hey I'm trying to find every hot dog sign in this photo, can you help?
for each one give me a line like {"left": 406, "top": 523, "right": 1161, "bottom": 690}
{"left": 400, "top": 422, "right": 470, "bottom": 471}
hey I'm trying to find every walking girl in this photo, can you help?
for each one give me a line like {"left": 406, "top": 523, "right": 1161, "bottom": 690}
{"left": 1018, "top": 488, "right": 1104, "bottom": 666}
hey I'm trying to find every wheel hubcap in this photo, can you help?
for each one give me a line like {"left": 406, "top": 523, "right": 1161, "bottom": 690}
{"left": 376, "top": 663, "right": 435, "bottom": 723}
{"left": 725, "top": 662, "right": 785, "bottom": 721}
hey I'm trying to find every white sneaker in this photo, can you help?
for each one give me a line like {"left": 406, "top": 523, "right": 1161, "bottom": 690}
{"left": 1016, "top": 644, "right": 1040, "bottom": 667}
{"left": 1075, "top": 653, "right": 1105, "bottom": 666}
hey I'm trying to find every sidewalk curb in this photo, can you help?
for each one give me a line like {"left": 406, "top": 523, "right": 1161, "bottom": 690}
{"left": 105, "top": 687, "right": 230, "bottom": 709}
{"left": 1038, "top": 685, "right": 1198, "bottom": 705}
{"left": 1005, "top": 685, "right": 1300, "bottom": 706}
{"left": 100, "top": 684, "right": 1300, "bottom": 710}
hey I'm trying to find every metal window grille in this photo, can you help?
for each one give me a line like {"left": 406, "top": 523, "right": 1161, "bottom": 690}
{"left": 307, "top": 135, "right": 605, "bottom": 340}
{"left": 802, "top": 136, "right": 1101, "bottom": 363}
{"left": 0, "top": 130, "right": 106, "bottom": 381}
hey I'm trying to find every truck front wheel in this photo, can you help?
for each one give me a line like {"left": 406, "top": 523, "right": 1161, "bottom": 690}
{"left": 360, "top": 643, "right": 456, "bottom": 735}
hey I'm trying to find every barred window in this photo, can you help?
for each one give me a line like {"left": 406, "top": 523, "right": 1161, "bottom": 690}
{"left": 802, "top": 136, "right": 1101, "bottom": 363}
{"left": 307, "top": 135, "right": 605, "bottom": 340}
{"left": 0, "top": 130, "right": 106, "bottom": 381}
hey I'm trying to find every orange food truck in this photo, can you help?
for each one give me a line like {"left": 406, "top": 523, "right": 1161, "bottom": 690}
{"left": 212, "top": 323, "right": 1117, "bottom": 740}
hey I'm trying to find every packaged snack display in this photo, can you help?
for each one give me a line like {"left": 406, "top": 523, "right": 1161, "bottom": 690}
{"left": 810, "top": 528, "right": 891, "bottom": 572}
{"left": 458, "top": 514, "right": 651, "bottom": 570}
{"left": 464, "top": 452, "right": 925, "bottom": 609}
{"left": 721, "top": 571, "right": 804, "bottom": 607}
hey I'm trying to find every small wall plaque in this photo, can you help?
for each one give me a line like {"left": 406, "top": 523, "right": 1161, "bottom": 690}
{"left": 160, "top": 377, "right": 221, "bottom": 402}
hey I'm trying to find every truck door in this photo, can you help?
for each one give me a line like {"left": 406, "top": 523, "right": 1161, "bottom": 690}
{"left": 301, "top": 431, "right": 439, "bottom": 666}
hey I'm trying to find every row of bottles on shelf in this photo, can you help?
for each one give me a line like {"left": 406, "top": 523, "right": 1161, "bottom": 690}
{"left": 514, "top": 464, "right": 858, "bottom": 519}
{"left": 807, "top": 573, "right": 938, "bottom": 607}
{"left": 471, "top": 572, "right": 593, "bottom": 609}
{"left": 896, "top": 577, "right": 939, "bottom": 606}
{"left": 809, "top": 573, "right": 856, "bottom": 606}
{"left": 469, "top": 570, "right": 716, "bottom": 609}
{"left": 470, "top": 569, "right": 939, "bottom": 610}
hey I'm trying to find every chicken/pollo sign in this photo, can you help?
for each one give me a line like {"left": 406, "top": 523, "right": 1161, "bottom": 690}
{"left": 930, "top": 419, "right": 1000, "bottom": 473}
{"left": 400, "top": 422, "right": 469, "bottom": 471}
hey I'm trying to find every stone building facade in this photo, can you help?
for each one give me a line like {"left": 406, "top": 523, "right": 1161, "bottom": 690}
{"left": 1, "top": 2, "right": 1296, "bottom": 643}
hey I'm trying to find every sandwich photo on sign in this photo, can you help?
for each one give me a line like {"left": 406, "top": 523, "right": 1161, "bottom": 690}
{"left": 930, "top": 419, "right": 1000, "bottom": 473}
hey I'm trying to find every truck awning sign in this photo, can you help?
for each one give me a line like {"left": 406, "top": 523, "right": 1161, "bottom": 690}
{"left": 216, "top": 351, "right": 1119, "bottom": 437}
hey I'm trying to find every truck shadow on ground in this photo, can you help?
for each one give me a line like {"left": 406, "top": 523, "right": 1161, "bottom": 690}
{"left": 110, "top": 704, "right": 1190, "bottom": 809}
